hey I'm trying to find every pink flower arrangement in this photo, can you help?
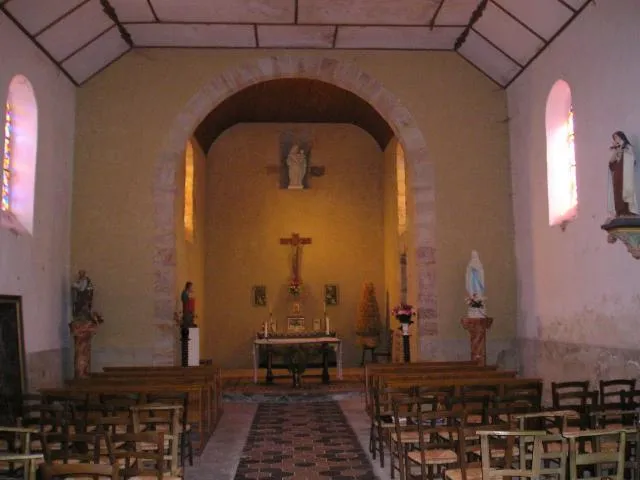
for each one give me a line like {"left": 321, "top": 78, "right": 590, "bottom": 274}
{"left": 392, "top": 303, "right": 416, "bottom": 317}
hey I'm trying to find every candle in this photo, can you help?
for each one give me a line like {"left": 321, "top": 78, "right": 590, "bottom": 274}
{"left": 264, "top": 321, "right": 268, "bottom": 338}
{"left": 325, "top": 316, "right": 330, "bottom": 336}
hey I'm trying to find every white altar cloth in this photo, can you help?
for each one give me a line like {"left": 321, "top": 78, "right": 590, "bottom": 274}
{"left": 252, "top": 336, "right": 343, "bottom": 384}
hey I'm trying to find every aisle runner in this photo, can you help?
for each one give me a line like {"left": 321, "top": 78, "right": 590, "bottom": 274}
{"left": 234, "top": 402, "right": 378, "bottom": 480}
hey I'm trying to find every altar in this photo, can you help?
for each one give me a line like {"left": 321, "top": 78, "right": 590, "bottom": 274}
{"left": 252, "top": 335, "right": 343, "bottom": 384}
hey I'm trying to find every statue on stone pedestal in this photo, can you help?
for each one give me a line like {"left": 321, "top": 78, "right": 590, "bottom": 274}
{"left": 69, "top": 269, "right": 103, "bottom": 378}
{"left": 180, "top": 281, "right": 197, "bottom": 328}
{"left": 465, "top": 250, "right": 486, "bottom": 318}
{"left": 607, "top": 131, "right": 638, "bottom": 219}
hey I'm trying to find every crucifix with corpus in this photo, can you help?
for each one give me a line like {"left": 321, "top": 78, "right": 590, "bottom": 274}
{"left": 280, "top": 232, "right": 312, "bottom": 286}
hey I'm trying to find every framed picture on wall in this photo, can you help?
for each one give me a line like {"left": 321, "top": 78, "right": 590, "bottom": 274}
{"left": 287, "top": 316, "right": 305, "bottom": 332}
{"left": 252, "top": 285, "right": 267, "bottom": 307}
{"left": 324, "top": 284, "right": 339, "bottom": 306}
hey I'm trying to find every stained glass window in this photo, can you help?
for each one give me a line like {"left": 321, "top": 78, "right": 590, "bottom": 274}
{"left": 2, "top": 102, "right": 12, "bottom": 211}
{"left": 184, "top": 141, "right": 194, "bottom": 242}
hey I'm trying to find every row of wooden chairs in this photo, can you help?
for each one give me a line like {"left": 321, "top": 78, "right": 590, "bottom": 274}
{"left": 388, "top": 396, "right": 635, "bottom": 480}
{"left": 1, "top": 396, "right": 187, "bottom": 479}
{"left": 15, "top": 391, "right": 194, "bottom": 467}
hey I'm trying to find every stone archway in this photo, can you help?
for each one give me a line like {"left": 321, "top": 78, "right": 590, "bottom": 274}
{"left": 152, "top": 55, "right": 437, "bottom": 364}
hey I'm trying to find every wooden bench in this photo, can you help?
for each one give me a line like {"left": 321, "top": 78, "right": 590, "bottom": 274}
{"left": 99, "top": 365, "right": 224, "bottom": 428}
{"left": 101, "top": 365, "right": 222, "bottom": 423}
{"left": 367, "top": 370, "right": 518, "bottom": 413}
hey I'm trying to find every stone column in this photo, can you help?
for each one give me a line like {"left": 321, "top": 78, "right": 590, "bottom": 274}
{"left": 461, "top": 317, "right": 493, "bottom": 366}
{"left": 69, "top": 320, "right": 99, "bottom": 378}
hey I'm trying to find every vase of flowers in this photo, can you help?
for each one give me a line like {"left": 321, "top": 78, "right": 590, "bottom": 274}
{"left": 466, "top": 294, "right": 486, "bottom": 318}
{"left": 288, "top": 279, "right": 302, "bottom": 297}
{"left": 392, "top": 303, "right": 416, "bottom": 335}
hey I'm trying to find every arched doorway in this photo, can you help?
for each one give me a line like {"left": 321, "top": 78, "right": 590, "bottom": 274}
{"left": 152, "top": 56, "right": 437, "bottom": 363}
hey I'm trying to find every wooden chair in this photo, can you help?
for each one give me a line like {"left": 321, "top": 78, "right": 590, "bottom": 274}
{"left": 476, "top": 429, "right": 567, "bottom": 479}
{"left": 108, "top": 431, "right": 182, "bottom": 480}
{"left": 40, "top": 462, "right": 119, "bottom": 480}
{"left": 370, "top": 385, "right": 413, "bottom": 469}
{"left": 0, "top": 426, "right": 43, "bottom": 480}
{"left": 145, "top": 392, "right": 194, "bottom": 466}
{"left": 130, "top": 404, "right": 182, "bottom": 478}
{"left": 405, "top": 407, "right": 464, "bottom": 480}
{"left": 390, "top": 395, "right": 439, "bottom": 480}
{"left": 563, "top": 429, "right": 627, "bottom": 480}
{"left": 600, "top": 379, "right": 636, "bottom": 410}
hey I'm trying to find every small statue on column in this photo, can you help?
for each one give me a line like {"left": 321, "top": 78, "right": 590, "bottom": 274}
{"left": 179, "top": 281, "right": 197, "bottom": 367}
{"left": 69, "top": 270, "right": 103, "bottom": 378}
{"left": 462, "top": 251, "right": 492, "bottom": 365}
{"left": 465, "top": 250, "right": 487, "bottom": 318}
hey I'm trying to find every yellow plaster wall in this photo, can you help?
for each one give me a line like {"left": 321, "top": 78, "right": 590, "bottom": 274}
{"left": 72, "top": 49, "right": 515, "bottom": 364}
{"left": 205, "top": 123, "right": 384, "bottom": 367}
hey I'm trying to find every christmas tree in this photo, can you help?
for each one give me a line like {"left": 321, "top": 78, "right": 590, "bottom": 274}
{"left": 356, "top": 282, "right": 381, "bottom": 346}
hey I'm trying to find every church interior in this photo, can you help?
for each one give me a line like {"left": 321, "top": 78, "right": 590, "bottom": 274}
{"left": 1, "top": 0, "right": 640, "bottom": 478}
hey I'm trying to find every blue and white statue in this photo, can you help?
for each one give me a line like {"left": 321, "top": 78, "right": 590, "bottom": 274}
{"left": 465, "top": 250, "right": 486, "bottom": 317}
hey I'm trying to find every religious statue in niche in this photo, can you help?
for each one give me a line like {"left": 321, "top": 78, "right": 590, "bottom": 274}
{"left": 465, "top": 251, "right": 487, "bottom": 318}
{"left": 266, "top": 131, "right": 325, "bottom": 189}
{"left": 607, "top": 131, "right": 638, "bottom": 219}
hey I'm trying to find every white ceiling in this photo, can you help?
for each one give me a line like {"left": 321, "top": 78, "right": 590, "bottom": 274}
{"left": 0, "top": 0, "right": 591, "bottom": 87}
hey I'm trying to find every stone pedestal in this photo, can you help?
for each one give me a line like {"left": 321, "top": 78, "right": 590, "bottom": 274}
{"left": 461, "top": 317, "right": 493, "bottom": 366}
{"left": 69, "top": 320, "right": 99, "bottom": 379}
{"left": 188, "top": 327, "right": 200, "bottom": 367}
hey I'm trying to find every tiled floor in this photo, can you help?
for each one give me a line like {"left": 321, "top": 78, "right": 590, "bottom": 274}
{"left": 185, "top": 397, "right": 393, "bottom": 480}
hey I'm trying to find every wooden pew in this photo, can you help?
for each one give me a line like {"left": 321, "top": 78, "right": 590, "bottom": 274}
{"left": 367, "top": 369, "right": 517, "bottom": 413}
{"left": 100, "top": 365, "right": 222, "bottom": 427}
{"left": 363, "top": 361, "right": 497, "bottom": 412}
{"left": 381, "top": 377, "right": 543, "bottom": 398}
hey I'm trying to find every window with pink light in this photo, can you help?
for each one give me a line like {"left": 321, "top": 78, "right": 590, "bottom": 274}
{"left": 546, "top": 80, "right": 578, "bottom": 227}
{"left": 1, "top": 76, "right": 38, "bottom": 235}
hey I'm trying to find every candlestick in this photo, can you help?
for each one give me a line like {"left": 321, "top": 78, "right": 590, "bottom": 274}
{"left": 325, "top": 316, "right": 330, "bottom": 336}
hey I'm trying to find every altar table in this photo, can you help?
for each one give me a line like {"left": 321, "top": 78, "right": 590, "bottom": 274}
{"left": 252, "top": 336, "right": 343, "bottom": 384}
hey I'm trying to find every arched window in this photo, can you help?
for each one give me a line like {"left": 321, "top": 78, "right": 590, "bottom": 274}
{"left": 184, "top": 140, "right": 195, "bottom": 242}
{"left": 396, "top": 142, "right": 407, "bottom": 235}
{"left": 546, "top": 80, "right": 578, "bottom": 227}
{"left": 1, "top": 75, "right": 38, "bottom": 234}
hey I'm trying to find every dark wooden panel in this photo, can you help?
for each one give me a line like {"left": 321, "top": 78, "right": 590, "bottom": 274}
{"left": 194, "top": 78, "right": 394, "bottom": 153}
{"left": 0, "top": 295, "right": 26, "bottom": 424}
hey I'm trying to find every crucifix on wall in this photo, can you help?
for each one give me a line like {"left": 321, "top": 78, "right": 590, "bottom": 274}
{"left": 266, "top": 132, "right": 326, "bottom": 189}
{"left": 279, "top": 232, "right": 312, "bottom": 283}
